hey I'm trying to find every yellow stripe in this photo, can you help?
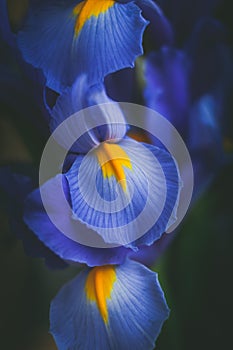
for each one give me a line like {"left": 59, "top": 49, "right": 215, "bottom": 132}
{"left": 85, "top": 265, "right": 116, "bottom": 324}
{"left": 73, "top": 0, "right": 115, "bottom": 36}
{"left": 95, "top": 142, "right": 132, "bottom": 192}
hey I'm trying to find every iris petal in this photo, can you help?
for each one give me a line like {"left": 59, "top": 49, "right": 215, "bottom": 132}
{"left": 23, "top": 174, "right": 130, "bottom": 266}
{"left": 65, "top": 137, "right": 181, "bottom": 247}
{"left": 49, "top": 75, "right": 127, "bottom": 153}
{"left": 50, "top": 259, "right": 169, "bottom": 350}
{"left": 17, "top": 0, "right": 148, "bottom": 92}
{"left": 24, "top": 134, "right": 181, "bottom": 264}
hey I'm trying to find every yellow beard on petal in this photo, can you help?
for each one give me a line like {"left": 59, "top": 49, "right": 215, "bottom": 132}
{"left": 95, "top": 141, "right": 132, "bottom": 192}
{"left": 73, "top": 0, "right": 115, "bottom": 36}
{"left": 85, "top": 265, "right": 117, "bottom": 324}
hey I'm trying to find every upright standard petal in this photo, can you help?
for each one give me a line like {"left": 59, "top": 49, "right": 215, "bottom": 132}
{"left": 17, "top": 0, "right": 148, "bottom": 92}
{"left": 49, "top": 76, "right": 128, "bottom": 154}
{"left": 65, "top": 137, "right": 181, "bottom": 247}
{"left": 50, "top": 259, "right": 170, "bottom": 350}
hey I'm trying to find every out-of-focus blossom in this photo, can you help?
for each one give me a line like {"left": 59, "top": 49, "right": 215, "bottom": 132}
{"left": 144, "top": 18, "right": 231, "bottom": 199}
{"left": 133, "top": 18, "right": 233, "bottom": 266}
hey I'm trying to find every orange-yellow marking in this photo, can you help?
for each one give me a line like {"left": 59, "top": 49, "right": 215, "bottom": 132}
{"left": 95, "top": 142, "right": 132, "bottom": 192}
{"left": 85, "top": 265, "right": 117, "bottom": 324}
{"left": 73, "top": 0, "right": 115, "bottom": 36}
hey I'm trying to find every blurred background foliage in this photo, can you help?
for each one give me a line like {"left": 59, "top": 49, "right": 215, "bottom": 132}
{"left": 0, "top": 0, "right": 233, "bottom": 349}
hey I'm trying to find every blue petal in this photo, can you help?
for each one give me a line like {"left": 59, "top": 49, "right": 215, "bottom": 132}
{"left": 17, "top": 0, "right": 148, "bottom": 93}
{"left": 144, "top": 47, "right": 190, "bottom": 136}
{"left": 23, "top": 174, "right": 131, "bottom": 266}
{"left": 50, "top": 259, "right": 169, "bottom": 350}
{"left": 118, "top": 1, "right": 174, "bottom": 48}
{"left": 49, "top": 75, "right": 127, "bottom": 153}
{"left": 65, "top": 137, "right": 181, "bottom": 247}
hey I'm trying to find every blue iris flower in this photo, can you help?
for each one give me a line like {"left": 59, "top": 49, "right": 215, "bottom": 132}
{"left": 23, "top": 75, "right": 181, "bottom": 266}
{"left": 1, "top": 2, "right": 213, "bottom": 349}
